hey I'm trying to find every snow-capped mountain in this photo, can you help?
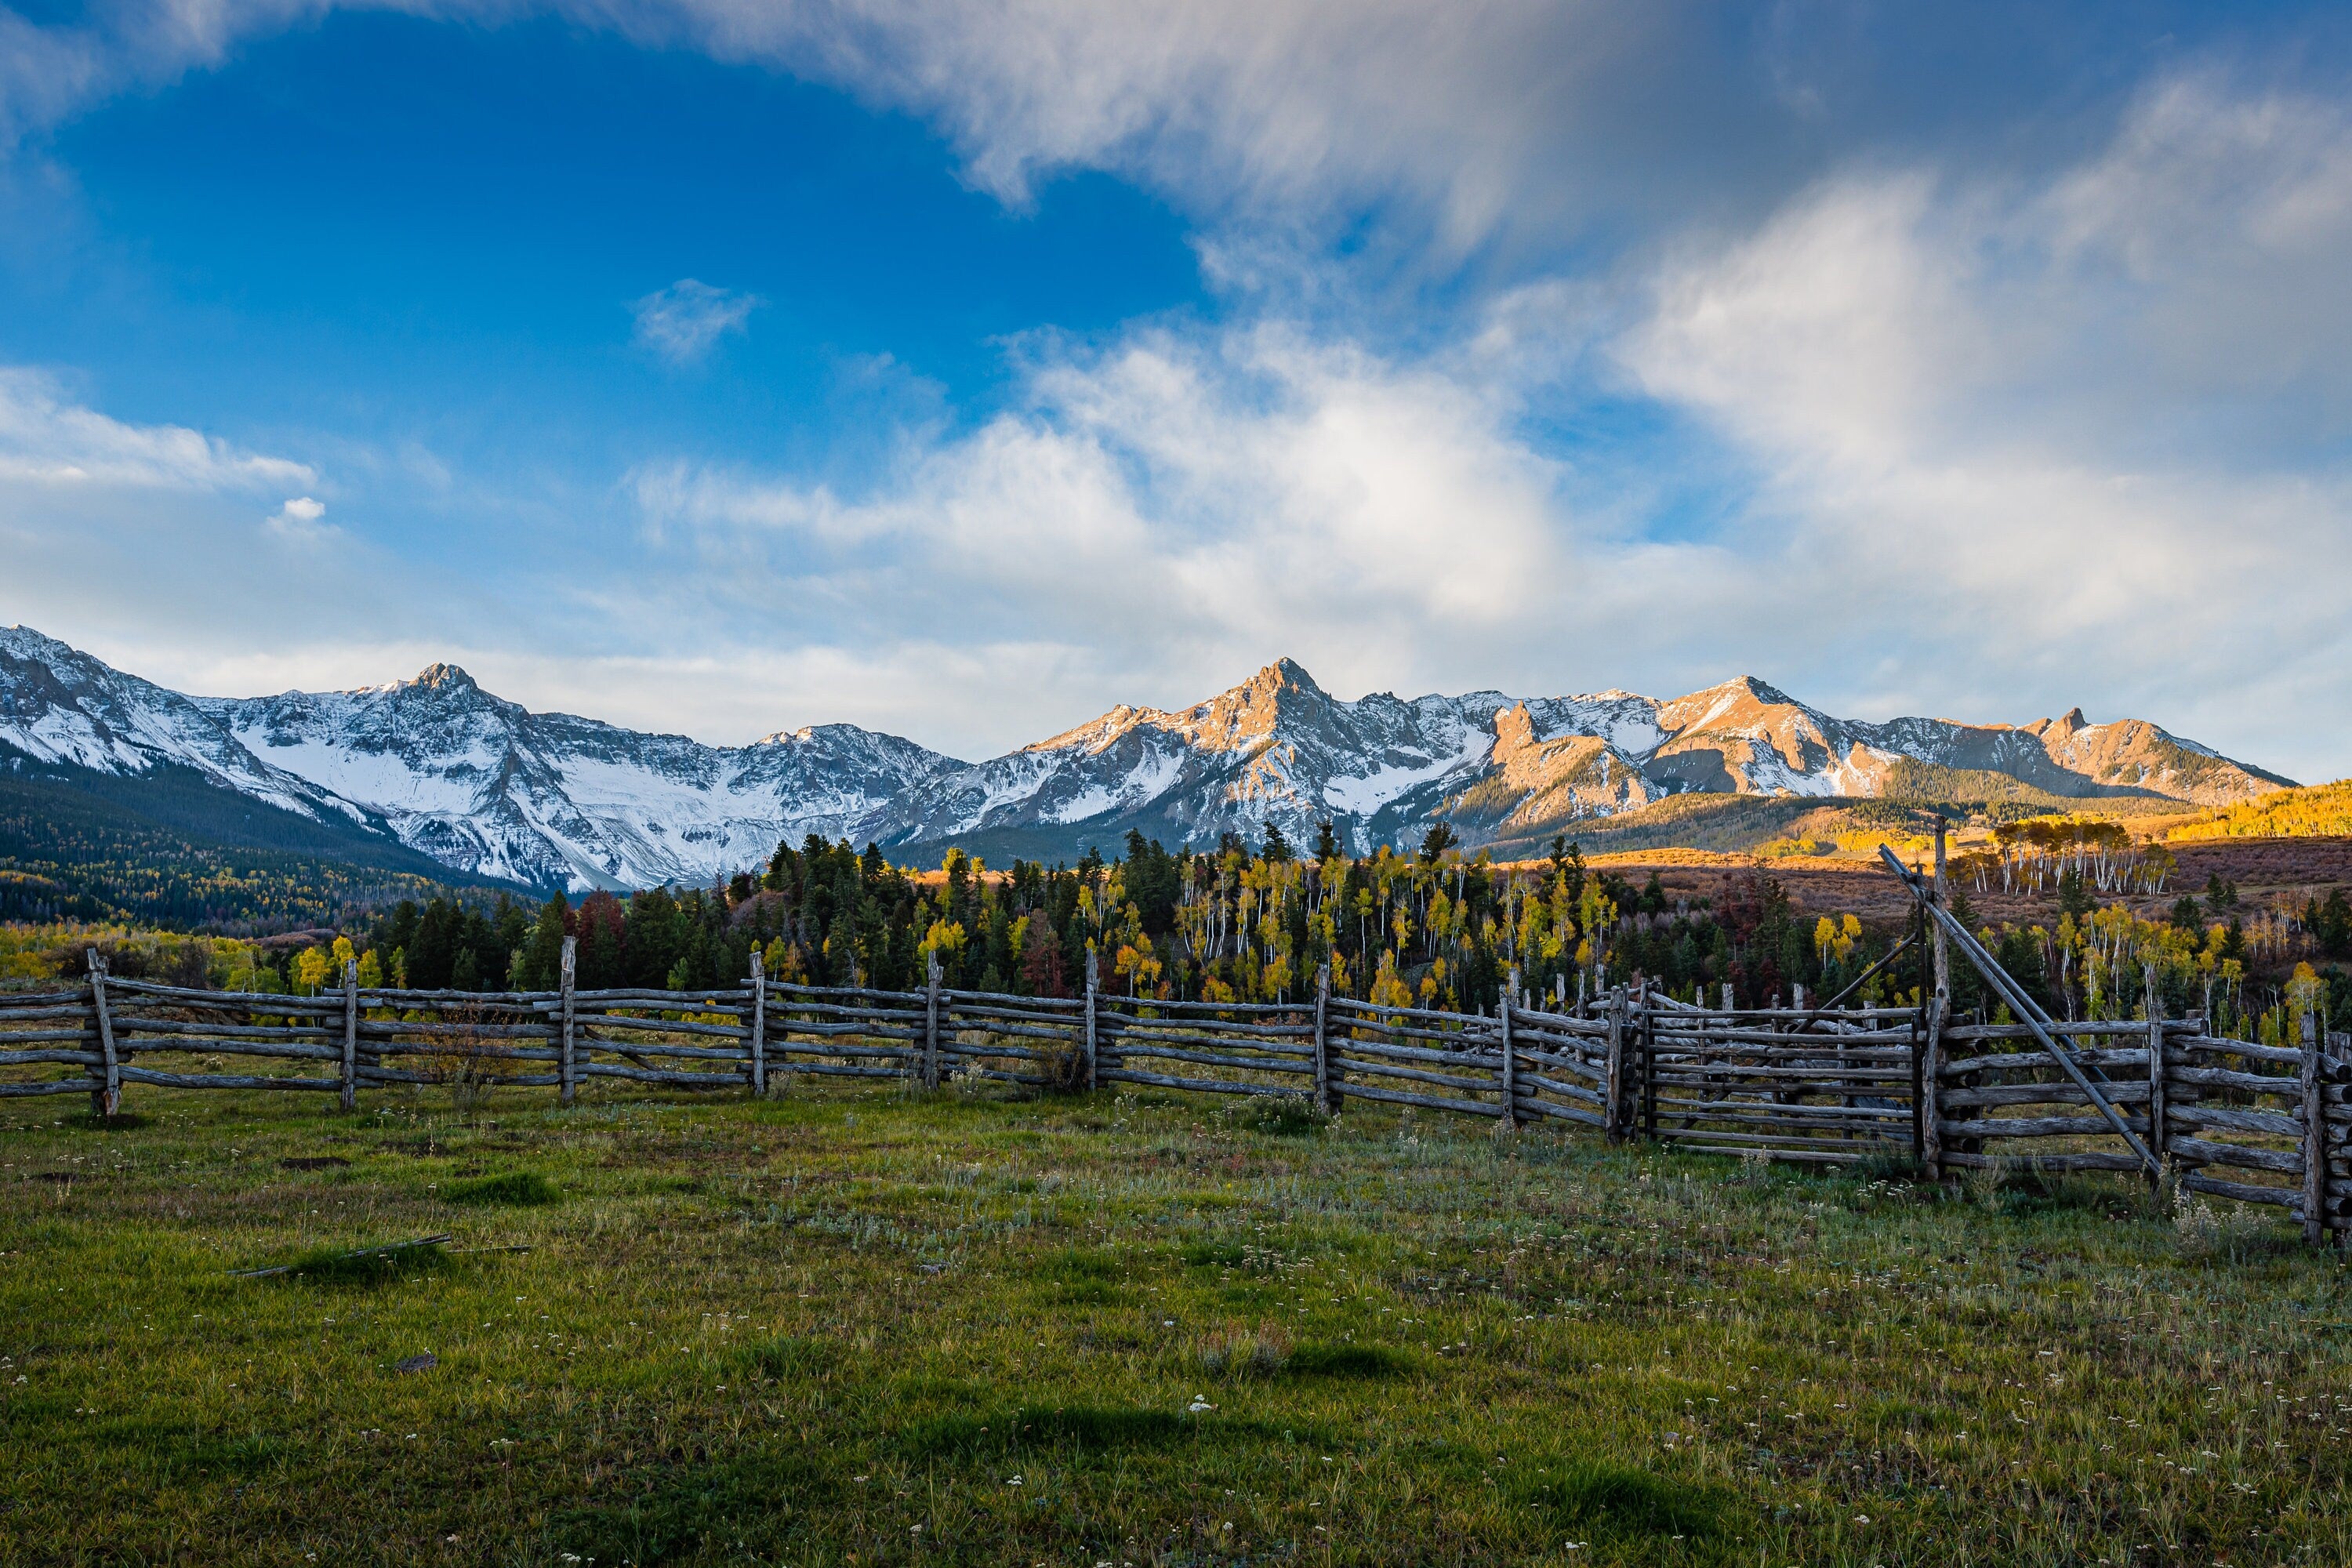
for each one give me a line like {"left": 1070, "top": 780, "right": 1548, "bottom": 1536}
{"left": 192, "top": 662, "right": 961, "bottom": 891}
{"left": 0, "top": 627, "right": 2294, "bottom": 891}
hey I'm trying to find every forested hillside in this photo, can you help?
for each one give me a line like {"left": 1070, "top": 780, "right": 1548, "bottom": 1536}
{"left": 0, "top": 753, "right": 519, "bottom": 931}
{"left": 2170, "top": 779, "right": 2352, "bottom": 841}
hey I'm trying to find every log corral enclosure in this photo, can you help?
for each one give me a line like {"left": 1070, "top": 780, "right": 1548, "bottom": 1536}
{"left": 7, "top": 848, "right": 2349, "bottom": 1243}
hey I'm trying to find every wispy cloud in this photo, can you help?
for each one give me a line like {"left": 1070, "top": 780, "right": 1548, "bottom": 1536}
{"left": 0, "top": 367, "right": 313, "bottom": 490}
{"left": 630, "top": 278, "right": 760, "bottom": 364}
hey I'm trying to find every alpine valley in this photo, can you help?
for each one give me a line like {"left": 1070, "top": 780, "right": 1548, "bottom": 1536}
{"left": 0, "top": 626, "right": 2295, "bottom": 895}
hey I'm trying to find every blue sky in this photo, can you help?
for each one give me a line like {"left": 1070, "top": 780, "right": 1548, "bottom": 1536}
{"left": 2, "top": 1, "right": 2350, "bottom": 779}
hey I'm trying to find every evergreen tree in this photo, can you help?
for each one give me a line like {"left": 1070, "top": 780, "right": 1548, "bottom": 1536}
{"left": 511, "top": 893, "right": 571, "bottom": 990}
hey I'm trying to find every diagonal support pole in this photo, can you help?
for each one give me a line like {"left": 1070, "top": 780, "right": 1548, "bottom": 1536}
{"left": 1877, "top": 844, "right": 2158, "bottom": 1178}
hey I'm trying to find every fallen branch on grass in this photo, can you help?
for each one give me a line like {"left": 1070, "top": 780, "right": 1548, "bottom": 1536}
{"left": 230, "top": 1233, "right": 452, "bottom": 1278}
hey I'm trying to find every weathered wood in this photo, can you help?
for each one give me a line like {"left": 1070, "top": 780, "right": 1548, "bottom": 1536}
{"left": 2304, "top": 1010, "right": 2327, "bottom": 1244}
{"left": 1333, "top": 1079, "right": 1501, "bottom": 1117}
{"left": 1102, "top": 1014, "right": 1316, "bottom": 1040}
{"left": 1083, "top": 955, "right": 1098, "bottom": 1090}
{"left": 1094, "top": 1026, "right": 1314, "bottom": 1056}
{"left": 2167, "top": 1104, "right": 2303, "bottom": 1138}
{"left": 118, "top": 1065, "right": 338, "bottom": 1091}
{"left": 1499, "top": 966, "right": 1520, "bottom": 1131}
{"left": 0, "top": 1078, "right": 103, "bottom": 1098}
{"left": 0, "top": 1048, "right": 100, "bottom": 1067}
{"left": 1603, "top": 986, "right": 1626, "bottom": 1142}
{"left": 923, "top": 951, "right": 941, "bottom": 1091}
{"left": 749, "top": 947, "right": 768, "bottom": 1096}
{"left": 2182, "top": 1171, "right": 2300, "bottom": 1210}
{"left": 1880, "top": 844, "right": 2158, "bottom": 1176}
{"left": 1940, "top": 1080, "right": 2154, "bottom": 1110}
{"left": 1312, "top": 964, "right": 1338, "bottom": 1116}
{"left": 1514, "top": 1071, "right": 1603, "bottom": 1106}
{"left": 1330, "top": 1036, "right": 1497, "bottom": 1070}
{"left": 1940, "top": 1114, "right": 2152, "bottom": 1140}
{"left": 1512, "top": 1096, "right": 1606, "bottom": 1129}
{"left": 2169, "top": 1135, "right": 2303, "bottom": 1176}
{"left": 2168, "top": 1065, "right": 2302, "bottom": 1096}
{"left": 86, "top": 951, "right": 120, "bottom": 1117}
{"left": 557, "top": 935, "right": 577, "bottom": 1108}
{"left": 2144, "top": 962, "right": 2165, "bottom": 1170}
{"left": 340, "top": 959, "right": 359, "bottom": 1112}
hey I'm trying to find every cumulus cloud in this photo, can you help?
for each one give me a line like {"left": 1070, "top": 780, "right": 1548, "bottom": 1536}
{"left": 265, "top": 494, "right": 335, "bottom": 542}
{"left": 627, "top": 321, "right": 1625, "bottom": 728}
{"left": 631, "top": 278, "right": 761, "bottom": 363}
{"left": 1615, "top": 70, "right": 2352, "bottom": 775}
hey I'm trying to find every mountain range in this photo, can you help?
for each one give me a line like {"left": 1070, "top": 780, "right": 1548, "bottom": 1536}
{"left": 0, "top": 626, "right": 2294, "bottom": 894}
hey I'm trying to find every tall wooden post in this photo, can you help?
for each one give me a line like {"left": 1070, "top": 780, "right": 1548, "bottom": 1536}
{"left": 749, "top": 948, "right": 768, "bottom": 1096}
{"left": 2303, "top": 1008, "right": 2325, "bottom": 1245}
{"left": 557, "top": 935, "right": 578, "bottom": 1107}
{"left": 85, "top": 949, "right": 119, "bottom": 1119}
{"left": 1312, "top": 964, "right": 1338, "bottom": 1116}
{"left": 1639, "top": 980, "right": 1658, "bottom": 1141}
{"left": 340, "top": 957, "right": 360, "bottom": 1112}
{"left": 1499, "top": 966, "right": 1520, "bottom": 1130}
{"left": 922, "top": 951, "right": 942, "bottom": 1089}
{"left": 1720, "top": 981, "right": 1733, "bottom": 1013}
{"left": 1602, "top": 985, "right": 1627, "bottom": 1142}
{"left": 2143, "top": 960, "right": 2166, "bottom": 1176}
{"left": 1925, "top": 826, "right": 1952, "bottom": 1180}
{"left": 1082, "top": 951, "right": 1098, "bottom": 1091}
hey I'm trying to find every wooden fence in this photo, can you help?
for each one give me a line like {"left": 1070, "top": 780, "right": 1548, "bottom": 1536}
{"left": 5, "top": 935, "right": 2347, "bottom": 1243}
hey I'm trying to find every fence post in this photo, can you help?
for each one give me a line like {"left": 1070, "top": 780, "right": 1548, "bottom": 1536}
{"left": 1926, "top": 827, "right": 1952, "bottom": 1180}
{"left": 749, "top": 948, "right": 768, "bottom": 1097}
{"left": 1603, "top": 985, "right": 1626, "bottom": 1142}
{"left": 341, "top": 958, "right": 359, "bottom": 1112}
{"left": 1499, "top": 966, "right": 1520, "bottom": 1130}
{"left": 85, "top": 949, "right": 119, "bottom": 1119}
{"left": 2143, "top": 961, "right": 2165, "bottom": 1178}
{"left": 2303, "top": 1008, "right": 2325, "bottom": 1246}
{"left": 1083, "top": 951, "right": 1098, "bottom": 1091}
{"left": 1312, "top": 964, "right": 1338, "bottom": 1116}
{"left": 923, "top": 951, "right": 942, "bottom": 1089}
{"left": 1639, "top": 980, "right": 1657, "bottom": 1141}
{"left": 558, "top": 935, "right": 577, "bottom": 1107}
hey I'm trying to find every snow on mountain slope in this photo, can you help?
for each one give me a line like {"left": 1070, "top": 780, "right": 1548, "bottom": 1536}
{"left": 0, "top": 626, "right": 368, "bottom": 822}
{"left": 200, "top": 665, "right": 964, "bottom": 891}
{"left": 0, "top": 627, "right": 2294, "bottom": 888}
{"left": 890, "top": 659, "right": 1512, "bottom": 854}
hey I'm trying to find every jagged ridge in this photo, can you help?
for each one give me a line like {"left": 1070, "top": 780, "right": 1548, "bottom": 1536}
{"left": 0, "top": 628, "right": 2293, "bottom": 891}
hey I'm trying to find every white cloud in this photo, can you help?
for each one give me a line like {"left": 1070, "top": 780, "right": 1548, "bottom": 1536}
{"left": 1614, "top": 71, "right": 2352, "bottom": 779}
{"left": 626, "top": 321, "right": 1620, "bottom": 735}
{"left": 265, "top": 494, "right": 335, "bottom": 542}
{"left": 630, "top": 278, "right": 760, "bottom": 363}
{"left": 0, "top": 367, "right": 314, "bottom": 490}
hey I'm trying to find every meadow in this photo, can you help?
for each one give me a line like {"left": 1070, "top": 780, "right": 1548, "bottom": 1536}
{"left": 4, "top": 1080, "right": 2350, "bottom": 1566}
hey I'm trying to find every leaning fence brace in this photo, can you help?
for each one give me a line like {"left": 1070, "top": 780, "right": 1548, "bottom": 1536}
{"left": 5, "top": 895, "right": 2346, "bottom": 1243}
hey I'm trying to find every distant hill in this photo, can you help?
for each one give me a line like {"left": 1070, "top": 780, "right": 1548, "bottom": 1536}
{"left": 0, "top": 625, "right": 2296, "bottom": 891}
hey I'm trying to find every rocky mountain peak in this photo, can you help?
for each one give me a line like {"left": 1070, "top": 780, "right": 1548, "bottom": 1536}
{"left": 0, "top": 627, "right": 2296, "bottom": 890}
{"left": 408, "top": 662, "right": 481, "bottom": 694}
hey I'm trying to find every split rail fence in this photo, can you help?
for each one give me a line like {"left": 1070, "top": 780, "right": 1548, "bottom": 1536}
{"left": 5, "top": 896, "right": 2347, "bottom": 1243}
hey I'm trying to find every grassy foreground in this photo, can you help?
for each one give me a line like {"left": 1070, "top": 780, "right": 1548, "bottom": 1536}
{"left": 3, "top": 1084, "right": 2350, "bottom": 1567}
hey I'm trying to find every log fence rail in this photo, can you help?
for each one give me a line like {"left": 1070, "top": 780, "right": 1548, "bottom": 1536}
{"left": 8, "top": 914, "right": 2347, "bottom": 1245}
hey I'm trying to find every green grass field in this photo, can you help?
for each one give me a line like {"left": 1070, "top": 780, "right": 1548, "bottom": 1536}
{"left": 4, "top": 1081, "right": 2350, "bottom": 1566}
